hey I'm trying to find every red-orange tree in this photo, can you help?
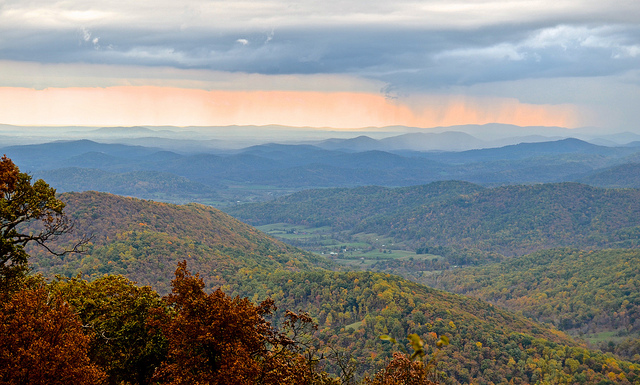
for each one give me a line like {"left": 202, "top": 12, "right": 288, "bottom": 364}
{"left": 365, "top": 353, "right": 440, "bottom": 385}
{"left": 365, "top": 334, "right": 446, "bottom": 385}
{"left": 151, "top": 261, "right": 332, "bottom": 385}
{"left": 0, "top": 284, "right": 106, "bottom": 385}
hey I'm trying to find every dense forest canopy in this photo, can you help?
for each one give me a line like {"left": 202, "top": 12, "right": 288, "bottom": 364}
{"left": 25, "top": 191, "right": 330, "bottom": 293}
{"left": 429, "top": 248, "right": 640, "bottom": 362}
{"left": 227, "top": 181, "right": 640, "bottom": 256}
{"left": 431, "top": 248, "right": 640, "bottom": 333}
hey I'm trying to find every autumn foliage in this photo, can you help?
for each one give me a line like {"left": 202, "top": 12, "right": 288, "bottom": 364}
{"left": 366, "top": 353, "right": 438, "bottom": 385}
{"left": 0, "top": 284, "right": 106, "bottom": 385}
{"left": 151, "top": 261, "right": 326, "bottom": 384}
{"left": 8, "top": 154, "right": 639, "bottom": 385}
{"left": 0, "top": 155, "right": 19, "bottom": 195}
{"left": 52, "top": 275, "right": 168, "bottom": 385}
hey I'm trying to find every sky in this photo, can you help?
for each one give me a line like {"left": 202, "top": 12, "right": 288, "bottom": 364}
{"left": 1, "top": 0, "right": 639, "bottom": 131}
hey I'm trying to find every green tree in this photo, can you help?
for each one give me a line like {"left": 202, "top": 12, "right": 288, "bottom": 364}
{"left": 0, "top": 155, "right": 86, "bottom": 293}
{"left": 52, "top": 275, "right": 168, "bottom": 385}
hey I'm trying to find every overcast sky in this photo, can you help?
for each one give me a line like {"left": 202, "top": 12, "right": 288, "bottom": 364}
{"left": 1, "top": 0, "right": 639, "bottom": 130}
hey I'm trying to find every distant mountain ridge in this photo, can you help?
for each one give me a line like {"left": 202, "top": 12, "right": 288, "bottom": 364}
{"left": 4, "top": 136, "right": 640, "bottom": 204}
{"left": 91, "top": 126, "right": 158, "bottom": 136}
{"left": 2, "top": 139, "right": 162, "bottom": 170}
{"left": 315, "top": 135, "right": 383, "bottom": 151}
{"left": 417, "top": 137, "right": 626, "bottom": 163}
{"left": 315, "top": 131, "right": 487, "bottom": 151}
{"left": 4, "top": 123, "right": 640, "bottom": 148}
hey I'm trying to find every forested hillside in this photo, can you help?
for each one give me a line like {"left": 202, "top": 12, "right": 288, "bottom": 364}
{"left": 429, "top": 248, "right": 640, "bottom": 362}
{"left": 229, "top": 269, "right": 640, "bottom": 384}
{"left": 34, "top": 167, "right": 221, "bottom": 203}
{"left": 578, "top": 163, "right": 640, "bottom": 188}
{"left": 26, "top": 191, "right": 329, "bottom": 293}
{"left": 229, "top": 181, "right": 484, "bottom": 229}
{"left": 431, "top": 248, "right": 640, "bottom": 333}
{"left": 228, "top": 182, "right": 640, "bottom": 257}
{"left": 34, "top": 167, "right": 220, "bottom": 203}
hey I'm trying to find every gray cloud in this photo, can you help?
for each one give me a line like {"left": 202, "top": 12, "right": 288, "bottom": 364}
{"left": 2, "top": 20, "right": 638, "bottom": 91}
{"left": 1, "top": 1, "right": 640, "bottom": 106}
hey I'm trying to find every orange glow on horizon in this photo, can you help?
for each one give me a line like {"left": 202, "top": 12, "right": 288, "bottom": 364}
{"left": 0, "top": 86, "right": 580, "bottom": 128}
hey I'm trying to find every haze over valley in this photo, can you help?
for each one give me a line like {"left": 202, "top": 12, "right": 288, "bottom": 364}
{"left": 3, "top": 123, "right": 640, "bottom": 205}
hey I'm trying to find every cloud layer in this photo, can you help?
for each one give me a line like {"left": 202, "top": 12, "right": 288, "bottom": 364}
{"left": 1, "top": 0, "right": 639, "bottom": 129}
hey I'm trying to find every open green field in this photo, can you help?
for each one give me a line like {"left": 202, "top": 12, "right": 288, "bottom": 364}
{"left": 255, "top": 223, "right": 332, "bottom": 238}
{"left": 334, "top": 251, "right": 437, "bottom": 268}
{"left": 255, "top": 223, "right": 445, "bottom": 278}
{"left": 582, "top": 330, "right": 639, "bottom": 346}
{"left": 256, "top": 223, "right": 413, "bottom": 255}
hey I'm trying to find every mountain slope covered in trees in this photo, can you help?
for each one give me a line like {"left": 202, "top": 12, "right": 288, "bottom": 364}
{"left": 8, "top": 164, "right": 639, "bottom": 384}
{"left": 229, "top": 269, "right": 640, "bottom": 384}
{"left": 578, "top": 163, "right": 640, "bottom": 188}
{"left": 428, "top": 248, "right": 640, "bottom": 359}
{"left": 227, "top": 182, "right": 640, "bottom": 256}
{"left": 27, "top": 191, "right": 330, "bottom": 293}
{"left": 34, "top": 168, "right": 221, "bottom": 203}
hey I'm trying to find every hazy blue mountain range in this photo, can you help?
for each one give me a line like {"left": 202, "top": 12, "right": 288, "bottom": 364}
{"left": 3, "top": 123, "right": 640, "bottom": 148}
{"left": 3, "top": 129, "right": 640, "bottom": 205}
{"left": 33, "top": 168, "right": 221, "bottom": 203}
{"left": 314, "top": 131, "right": 488, "bottom": 151}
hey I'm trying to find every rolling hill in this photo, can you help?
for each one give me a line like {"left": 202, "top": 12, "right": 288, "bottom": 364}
{"left": 428, "top": 248, "right": 640, "bottom": 363}
{"left": 430, "top": 248, "right": 640, "bottom": 335}
{"left": 227, "top": 181, "right": 640, "bottom": 257}
{"left": 26, "top": 191, "right": 330, "bottom": 294}
{"left": 230, "top": 269, "right": 639, "bottom": 384}
{"left": 33, "top": 168, "right": 221, "bottom": 204}
{"left": 578, "top": 163, "right": 640, "bottom": 188}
